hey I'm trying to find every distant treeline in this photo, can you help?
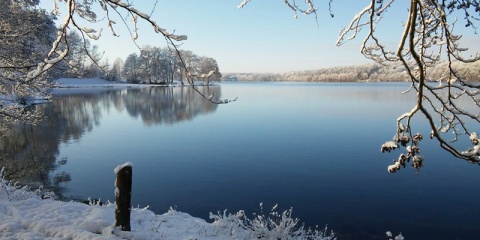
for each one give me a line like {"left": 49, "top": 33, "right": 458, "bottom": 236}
{"left": 222, "top": 61, "right": 480, "bottom": 82}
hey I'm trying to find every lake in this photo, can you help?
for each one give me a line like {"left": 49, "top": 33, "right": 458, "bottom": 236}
{"left": 1, "top": 82, "right": 479, "bottom": 239}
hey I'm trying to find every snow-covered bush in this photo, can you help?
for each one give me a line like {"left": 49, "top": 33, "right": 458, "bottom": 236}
{"left": 0, "top": 167, "right": 55, "bottom": 201}
{"left": 209, "top": 202, "right": 336, "bottom": 240}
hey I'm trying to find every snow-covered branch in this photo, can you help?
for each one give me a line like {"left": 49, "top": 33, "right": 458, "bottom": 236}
{"left": 0, "top": 0, "right": 200, "bottom": 129}
{"left": 238, "top": 0, "right": 319, "bottom": 21}
{"left": 334, "top": 0, "right": 480, "bottom": 170}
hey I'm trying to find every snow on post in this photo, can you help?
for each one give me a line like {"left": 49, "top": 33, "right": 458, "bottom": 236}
{"left": 114, "top": 162, "right": 133, "bottom": 231}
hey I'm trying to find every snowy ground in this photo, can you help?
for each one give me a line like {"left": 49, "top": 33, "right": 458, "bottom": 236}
{"left": 0, "top": 165, "right": 337, "bottom": 240}
{"left": 50, "top": 78, "right": 177, "bottom": 95}
{"left": 0, "top": 185, "right": 336, "bottom": 240}
{"left": 52, "top": 78, "right": 184, "bottom": 89}
{"left": 53, "top": 78, "right": 156, "bottom": 88}
{"left": 53, "top": 78, "right": 121, "bottom": 87}
{"left": 1, "top": 195, "right": 212, "bottom": 240}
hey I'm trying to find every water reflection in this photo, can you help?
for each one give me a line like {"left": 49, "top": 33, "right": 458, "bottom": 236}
{"left": 1, "top": 82, "right": 479, "bottom": 239}
{"left": 0, "top": 85, "right": 221, "bottom": 197}
{"left": 121, "top": 86, "right": 220, "bottom": 126}
{"left": 0, "top": 122, "right": 62, "bottom": 189}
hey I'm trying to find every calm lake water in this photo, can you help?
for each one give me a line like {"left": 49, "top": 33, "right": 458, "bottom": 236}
{"left": 1, "top": 82, "right": 479, "bottom": 239}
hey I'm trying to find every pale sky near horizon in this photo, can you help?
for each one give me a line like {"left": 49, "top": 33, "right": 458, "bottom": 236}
{"left": 40, "top": 0, "right": 478, "bottom": 73}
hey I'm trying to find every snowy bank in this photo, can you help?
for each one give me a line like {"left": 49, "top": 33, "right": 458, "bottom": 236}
{"left": 50, "top": 78, "right": 181, "bottom": 96}
{"left": 0, "top": 169, "right": 336, "bottom": 240}
{"left": 54, "top": 78, "right": 120, "bottom": 87}
{"left": 50, "top": 78, "right": 150, "bottom": 96}
{"left": 52, "top": 78, "right": 181, "bottom": 88}
{"left": 0, "top": 196, "right": 222, "bottom": 240}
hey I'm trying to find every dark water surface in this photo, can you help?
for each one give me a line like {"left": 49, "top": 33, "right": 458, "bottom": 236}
{"left": 1, "top": 82, "right": 479, "bottom": 239}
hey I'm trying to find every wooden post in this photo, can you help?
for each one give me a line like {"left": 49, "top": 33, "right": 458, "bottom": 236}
{"left": 114, "top": 163, "right": 132, "bottom": 231}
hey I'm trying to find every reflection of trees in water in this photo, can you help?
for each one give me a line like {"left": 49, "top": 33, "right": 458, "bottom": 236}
{"left": 54, "top": 93, "right": 106, "bottom": 142}
{"left": 0, "top": 85, "right": 220, "bottom": 196}
{"left": 122, "top": 86, "right": 220, "bottom": 125}
{"left": 0, "top": 93, "right": 105, "bottom": 195}
{"left": 0, "top": 105, "right": 67, "bottom": 192}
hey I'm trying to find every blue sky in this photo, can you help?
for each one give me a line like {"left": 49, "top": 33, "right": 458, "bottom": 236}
{"left": 41, "top": 0, "right": 478, "bottom": 73}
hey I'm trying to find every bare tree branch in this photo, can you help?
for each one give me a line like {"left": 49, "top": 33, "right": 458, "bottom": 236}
{"left": 240, "top": 0, "right": 480, "bottom": 171}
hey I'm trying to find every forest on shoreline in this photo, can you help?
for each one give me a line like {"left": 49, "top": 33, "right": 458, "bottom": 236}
{"left": 222, "top": 60, "right": 480, "bottom": 83}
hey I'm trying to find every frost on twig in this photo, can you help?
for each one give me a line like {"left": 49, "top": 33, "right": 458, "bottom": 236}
{"left": 0, "top": 167, "right": 56, "bottom": 201}
{"left": 383, "top": 126, "right": 424, "bottom": 173}
{"left": 0, "top": 1, "right": 56, "bottom": 133}
{"left": 461, "top": 132, "right": 480, "bottom": 160}
{"left": 209, "top": 203, "right": 336, "bottom": 239}
{"left": 334, "top": 0, "right": 480, "bottom": 169}
{"left": 240, "top": 0, "right": 479, "bottom": 168}
{"left": 1, "top": 0, "right": 195, "bottom": 130}
{"left": 69, "top": 0, "right": 235, "bottom": 105}
{"left": 238, "top": 0, "right": 319, "bottom": 22}
{"left": 386, "top": 231, "right": 405, "bottom": 240}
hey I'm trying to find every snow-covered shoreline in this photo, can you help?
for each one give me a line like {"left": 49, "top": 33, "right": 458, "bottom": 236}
{"left": 0, "top": 168, "right": 337, "bottom": 240}
{"left": 50, "top": 78, "right": 179, "bottom": 96}
{"left": 52, "top": 78, "right": 171, "bottom": 89}
{"left": 0, "top": 195, "right": 225, "bottom": 240}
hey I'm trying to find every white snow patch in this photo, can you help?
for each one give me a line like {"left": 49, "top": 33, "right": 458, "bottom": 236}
{"left": 54, "top": 78, "right": 115, "bottom": 86}
{"left": 0, "top": 197, "right": 220, "bottom": 240}
{"left": 114, "top": 162, "right": 133, "bottom": 175}
{"left": 0, "top": 174, "right": 336, "bottom": 240}
{"left": 51, "top": 78, "right": 180, "bottom": 93}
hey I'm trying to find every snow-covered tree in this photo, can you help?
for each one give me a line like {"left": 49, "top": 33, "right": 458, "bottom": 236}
{"left": 0, "top": 0, "right": 233, "bottom": 135}
{"left": 55, "top": 31, "right": 104, "bottom": 78}
{"left": 242, "top": 0, "right": 480, "bottom": 170}
{"left": 199, "top": 57, "right": 222, "bottom": 85}
{"left": 138, "top": 46, "right": 176, "bottom": 84}
{"left": 106, "top": 57, "right": 124, "bottom": 81}
{"left": 122, "top": 53, "right": 141, "bottom": 83}
{"left": 0, "top": 0, "right": 56, "bottom": 131}
{"left": 337, "top": 0, "right": 480, "bottom": 171}
{"left": 121, "top": 47, "right": 221, "bottom": 85}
